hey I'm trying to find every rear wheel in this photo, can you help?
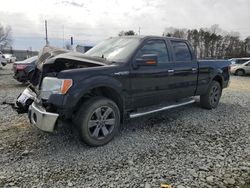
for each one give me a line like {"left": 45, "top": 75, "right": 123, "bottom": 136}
{"left": 75, "top": 97, "right": 120, "bottom": 146}
{"left": 235, "top": 69, "right": 245, "bottom": 76}
{"left": 200, "top": 80, "right": 222, "bottom": 109}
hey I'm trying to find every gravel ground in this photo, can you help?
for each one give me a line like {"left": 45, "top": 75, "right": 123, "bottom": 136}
{"left": 0, "top": 64, "right": 249, "bottom": 188}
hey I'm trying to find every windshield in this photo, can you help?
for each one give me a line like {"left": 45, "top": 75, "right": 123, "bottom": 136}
{"left": 84, "top": 37, "right": 141, "bottom": 62}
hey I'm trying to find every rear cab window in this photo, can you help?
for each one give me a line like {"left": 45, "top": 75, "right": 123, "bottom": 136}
{"left": 171, "top": 41, "right": 192, "bottom": 62}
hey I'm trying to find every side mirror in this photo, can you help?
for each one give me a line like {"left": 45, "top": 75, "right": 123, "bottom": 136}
{"left": 135, "top": 54, "right": 158, "bottom": 66}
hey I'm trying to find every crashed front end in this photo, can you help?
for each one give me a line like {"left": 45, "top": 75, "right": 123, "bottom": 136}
{"left": 15, "top": 45, "right": 106, "bottom": 132}
{"left": 16, "top": 83, "right": 60, "bottom": 132}
{"left": 15, "top": 46, "right": 69, "bottom": 131}
{"left": 28, "top": 101, "right": 59, "bottom": 132}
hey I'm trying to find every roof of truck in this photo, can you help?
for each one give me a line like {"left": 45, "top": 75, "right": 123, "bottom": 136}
{"left": 113, "top": 35, "right": 186, "bottom": 41}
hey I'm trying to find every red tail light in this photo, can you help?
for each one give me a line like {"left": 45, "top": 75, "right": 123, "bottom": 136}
{"left": 16, "top": 64, "right": 28, "bottom": 70}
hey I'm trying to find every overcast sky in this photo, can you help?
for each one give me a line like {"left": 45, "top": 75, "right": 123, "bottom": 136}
{"left": 1, "top": 0, "right": 250, "bottom": 50}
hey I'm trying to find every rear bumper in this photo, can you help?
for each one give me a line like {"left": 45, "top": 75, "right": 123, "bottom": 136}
{"left": 28, "top": 102, "right": 59, "bottom": 132}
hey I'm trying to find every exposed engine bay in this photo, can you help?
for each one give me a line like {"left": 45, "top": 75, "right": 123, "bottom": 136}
{"left": 5, "top": 45, "right": 106, "bottom": 113}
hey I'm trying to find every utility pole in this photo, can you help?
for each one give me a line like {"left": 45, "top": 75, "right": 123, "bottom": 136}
{"left": 138, "top": 27, "right": 141, "bottom": 35}
{"left": 62, "top": 25, "right": 65, "bottom": 48}
{"left": 45, "top": 20, "right": 49, "bottom": 45}
{"left": 70, "top": 36, "right": 74, "bottom": 50}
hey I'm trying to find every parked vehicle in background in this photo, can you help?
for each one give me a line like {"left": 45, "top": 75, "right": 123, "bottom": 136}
{"left": 18, "top": 36, "right": 231, "bottom": 146}
{"left": 4, "top": 53, "right": 16, "bottom": 63}
{"left": 13, "top": 56, "right": 38, "bottom": 83}
{"left": 229, "top": 58, "right": 250, "bottom": 66}
{"left": 0, "top": 51, "right": 7, "bottom": 67}
{"left": 230, "top": 60, "right": 250, "bottom": 76}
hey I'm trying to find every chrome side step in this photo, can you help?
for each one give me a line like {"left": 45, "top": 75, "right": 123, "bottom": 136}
{"left": 129, "top": 99, "right": 196, "bottom": 119}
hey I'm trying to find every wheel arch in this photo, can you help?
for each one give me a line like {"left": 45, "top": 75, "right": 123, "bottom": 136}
{"left": 74, "top": 85, "right": 124, "bottom": 122}
{"left": 235, "top": 68, "right": 245, "bottom": 74}
{"left": 212, "top": 75, "right": 223, "bottom": 88}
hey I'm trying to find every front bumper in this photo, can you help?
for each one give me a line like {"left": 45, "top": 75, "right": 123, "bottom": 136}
{"left": 13, "top": 71, "right": 27, "bottom": 82}
{"left": 28, "top": 102, "right": 59, "bottom": 132}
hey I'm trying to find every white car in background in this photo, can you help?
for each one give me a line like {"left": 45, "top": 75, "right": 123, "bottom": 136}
{"left": 229, "top": 58, "right": 250, "bottom": 66}
{"left": 0, "top": 51, "right": 7, "bottom": 68}
{"left": 4, "top": 53, "right": 16, "bottom": 63}
{"left": 230, "top": 60, "right": 250, "bottom": 76}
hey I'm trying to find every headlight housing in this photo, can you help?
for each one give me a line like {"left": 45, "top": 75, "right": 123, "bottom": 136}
{"left": 40, "top": 77, "right": 73, "bottom": 100}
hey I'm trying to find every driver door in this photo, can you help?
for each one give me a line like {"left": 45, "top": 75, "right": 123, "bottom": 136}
{"left": 129, "top": 39, "right": 176, "bottom": 108}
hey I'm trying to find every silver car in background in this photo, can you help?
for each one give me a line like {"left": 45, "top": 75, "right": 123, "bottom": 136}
{"left": 230, "top": 60, "right": 250, "bottom": 76}
{"left": 229, "top": 58, "right": 250, "bottom": 66}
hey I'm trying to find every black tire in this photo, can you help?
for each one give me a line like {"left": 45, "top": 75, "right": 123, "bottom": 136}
{"left": 27, "top": 70, "right": 34, "bottom": 81}
{"left": 235, "top": 69, "right": 245, "bottom": 76}
{"left": 200, "top": 81, "right": 222, "bottom": 109}
{"left": 75, "top": 96, "right": 120, "bottom": 146}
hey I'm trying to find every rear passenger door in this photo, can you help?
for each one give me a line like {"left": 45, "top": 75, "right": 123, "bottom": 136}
{"left": 169, "top": 40, "right": 198, "bottom": 98}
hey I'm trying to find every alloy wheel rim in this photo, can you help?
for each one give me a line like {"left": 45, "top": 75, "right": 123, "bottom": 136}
{"left": 88, "top": 106, "right": 116, "bottom": 140}
{"left": 210, "top": 85, "right": 220, "bottom": 106}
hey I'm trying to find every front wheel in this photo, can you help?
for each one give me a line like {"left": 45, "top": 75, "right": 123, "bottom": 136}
{"left": 75, "top": 97, "right": 120, "bottom": 146}
{"left": 235, "top": 69, "right": 245, "bottom": 76}
{"left": 200, "top": 81, "right": 222, "bottom": 109}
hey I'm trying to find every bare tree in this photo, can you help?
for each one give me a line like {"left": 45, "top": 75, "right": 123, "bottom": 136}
{"left": 118, "top": 30, "right": 136, "bottom": 36}
{"left": 163, "top": 27, "right": 187, "bottom": 38}
{"left": 0, "top": 24, "right": 12, "bottom": 50}
{"left": 163, "top": 25, "right": 250, "bottom": 59}
{"left": 245, "top": 37, "right": 250, "bottom": 54}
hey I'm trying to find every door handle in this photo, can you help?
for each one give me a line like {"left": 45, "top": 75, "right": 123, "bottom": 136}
{"left": 191, "top": 67, "right": 197, "bottom": 72}
{"left": 114, "top": 71, "right": 130, "bottom": 76}
{"left": 168, "top": 69, "right": 174, "bottom": 73}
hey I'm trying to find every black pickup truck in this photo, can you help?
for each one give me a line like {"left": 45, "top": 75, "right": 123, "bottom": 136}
{"left": 17, "top": 36, "right": 230, "bottom": 146}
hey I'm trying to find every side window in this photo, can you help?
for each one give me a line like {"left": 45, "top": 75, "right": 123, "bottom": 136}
{"left": 171, "top": 41, "right": 192, "bottom": 62}
{"left": 236, "top": 59, "right": 248, "bottom": 64}
{"left": 136, "top": 40, "right": 169, "bottom": 64}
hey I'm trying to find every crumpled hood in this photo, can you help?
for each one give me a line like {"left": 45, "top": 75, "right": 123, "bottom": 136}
{"left": 36, "top": 45, "right": 108, "bottom": 69}
{"left": 36, "top": 46, "right": 70, "bottom": 68}
{"left": 47, "top": 52, "right": 108, "bottom": 66}
{"left": 30, "top": 46, "right": 109, "bottom": 87}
